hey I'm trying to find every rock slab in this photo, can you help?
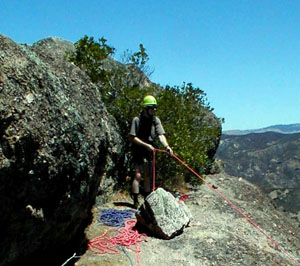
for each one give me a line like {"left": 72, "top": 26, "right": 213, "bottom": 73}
{"left": 136, "top": 188, "right": 192, "bottom": 239}
{"left": 0, "top": 35, "right": 123, "bottom": 265}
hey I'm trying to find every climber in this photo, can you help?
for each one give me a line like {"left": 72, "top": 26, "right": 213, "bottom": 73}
{"left": 129, "top": 95, "right": 173, "bottom": 208}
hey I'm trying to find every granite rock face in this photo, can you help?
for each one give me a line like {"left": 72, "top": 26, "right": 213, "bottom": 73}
{"left": 136, "top": 188, "right": 192, "bottom": 239}
{"left": 0, "top": 35, "right": 123, "bottom": 265}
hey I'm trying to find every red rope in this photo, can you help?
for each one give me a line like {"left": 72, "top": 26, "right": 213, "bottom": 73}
{"left": 154, "top": 149, "right": 300, "bottom": 266}
{"left": 88, "top": 220, "right": 147, "bottom": 266}
{"left": 152, "top": 149, "right": 169, "bottom": 191}
{"left": 152, "top": 149, "right": 156, "bottom": 191}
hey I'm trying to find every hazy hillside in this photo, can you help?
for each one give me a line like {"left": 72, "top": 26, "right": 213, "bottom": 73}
{"left": 223, "top": 123, "right": 300, "bottom": 135}
{"left": 216, "top": 131, "right": 300, "bottom": 213}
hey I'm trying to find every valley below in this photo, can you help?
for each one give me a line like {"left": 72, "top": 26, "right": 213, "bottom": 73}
{"left": 216, "top": 131, "right": 300, "bottom": 214}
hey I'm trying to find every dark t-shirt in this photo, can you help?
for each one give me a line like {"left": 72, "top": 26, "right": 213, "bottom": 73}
{"left": 129, "top": 115, "right": 165, "bottom": 142}
{"left": 129, "top": 113, "right": 165, "bottom": 163}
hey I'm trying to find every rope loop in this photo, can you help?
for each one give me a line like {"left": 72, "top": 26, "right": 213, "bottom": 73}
{"left": 98, "top": 209, "right": 135, "bottom": 227}
{"left": 88, "top": 220, "right": 147, "bottom": 266}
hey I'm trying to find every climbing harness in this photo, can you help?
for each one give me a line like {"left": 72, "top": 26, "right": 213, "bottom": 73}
{"left": 152, "top": 148, "right": 300, "bottom": 266}
{"left": 98, "top": 209, "right": 135, "bottom": 227}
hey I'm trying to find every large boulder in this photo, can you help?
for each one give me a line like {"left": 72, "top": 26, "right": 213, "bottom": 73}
{"left": 136, "top": 188, "right": 192, "bottom": 239}
{"left": 0, "top": 35, "right": 123, "bottom": 265}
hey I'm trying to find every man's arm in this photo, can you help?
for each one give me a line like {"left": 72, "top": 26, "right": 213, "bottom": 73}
{"left": 129, "top": 135, "right": 154, "bottom": 151}
{"left": 129, "top": 116, "right": 154, "bottom": 151}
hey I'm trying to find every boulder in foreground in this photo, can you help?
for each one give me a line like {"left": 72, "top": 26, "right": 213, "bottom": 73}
{"left": 136, "top": 188, "right": 192, "bottom": 239}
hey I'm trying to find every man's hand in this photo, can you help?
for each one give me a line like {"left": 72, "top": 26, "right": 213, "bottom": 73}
{"left": 131, "top": 136, "right": 154, "bottom": 152}
{"left": 166, "top": 146, "right": 173, "bottom": 156}
{"left": 146, "top": 144, "right": 155, "bottom": 151}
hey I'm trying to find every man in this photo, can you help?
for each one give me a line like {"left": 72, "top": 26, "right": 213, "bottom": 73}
{"left": 129, "top": 95, "right": 173, "bottom": 208}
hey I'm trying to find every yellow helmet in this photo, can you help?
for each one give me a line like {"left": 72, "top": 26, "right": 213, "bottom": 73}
{"left": 143, "top": 95, "right": 157, "bottom": 107}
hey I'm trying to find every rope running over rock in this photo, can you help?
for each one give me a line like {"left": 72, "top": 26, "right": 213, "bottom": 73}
{"left": 154, "top": 149, "right": 300, "bottom": 266}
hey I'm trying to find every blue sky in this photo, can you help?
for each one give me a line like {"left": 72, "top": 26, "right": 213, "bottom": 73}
{"left": 1, "top": 0, "right": 300, "bottom": 130}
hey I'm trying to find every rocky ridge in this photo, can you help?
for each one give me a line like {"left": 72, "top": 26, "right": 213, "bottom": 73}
{"left": 223, "top": 123, "right": 300, "bottom": 135}
{"left": 216, "top": 132, "right": 300, "bottom": 213}
{"left": 75, "top": 173, "right": 300, "bottom": 266}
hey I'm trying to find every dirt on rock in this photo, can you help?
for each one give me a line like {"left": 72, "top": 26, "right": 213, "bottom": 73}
{"left": 72, "top": 173, "right": 300, "bottom": 266}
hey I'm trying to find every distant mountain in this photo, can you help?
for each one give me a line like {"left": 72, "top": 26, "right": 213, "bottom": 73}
{"left": 216, "top": 131, "right": 300, "bottom": 213}
{"left": 223, "top": 123, "right": 300, "bottom": 135}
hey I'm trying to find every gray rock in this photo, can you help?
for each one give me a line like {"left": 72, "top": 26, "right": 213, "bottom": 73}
{"left": 77, "top": 173, "right": 300, "bottom": 266}
{"left": 136, "top": 188, "right": 192, "bottom": 239}
{"left": 269, "top": 190, "right": 278, "bottom": 200}
{"left": 0, "top": 35, "right": 124, "bottom": 265}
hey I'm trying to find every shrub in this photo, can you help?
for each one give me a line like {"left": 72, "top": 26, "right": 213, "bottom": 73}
{"left": 155, "top": 83, "right": 221, "bottom": 187}
{"left": 66, "top": 35, "right": 222, "bottom": 189}
{"left": 66, "top": 35, "right": 115, "bottom": 83}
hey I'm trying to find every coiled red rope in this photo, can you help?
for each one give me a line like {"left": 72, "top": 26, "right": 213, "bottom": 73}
{"left": 153, "top": 148, "right": 300, "bottom": 266}
{"left": 88, "top": 220, "right": 147, "bottom": 266}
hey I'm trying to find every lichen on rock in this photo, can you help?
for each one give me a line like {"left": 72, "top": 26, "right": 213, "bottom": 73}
{"left": 0, "top": 35, "right": 123, "bottom": 265}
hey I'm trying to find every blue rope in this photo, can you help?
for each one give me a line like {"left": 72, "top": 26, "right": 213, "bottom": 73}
{"left": 98, "top": 209, "right": 135, "bottom": 227}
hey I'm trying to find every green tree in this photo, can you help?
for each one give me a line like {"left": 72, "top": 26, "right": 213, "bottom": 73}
{"left": 107, "top": 82, "right": 222, "bottom": 189}
{"left": 155, "top": 83, "right": 221, "bottom": 188}
{"left": 120, "top": 44, "right": 153, "bottom": 77}
{"left": 66, "top": 35, "right": 222, "bottom": 190}
{"left": 67, "top": 35, "right": 115, "bottom": 83}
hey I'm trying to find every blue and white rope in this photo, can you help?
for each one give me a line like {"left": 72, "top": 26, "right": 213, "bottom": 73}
{"left": 98, "top": 209, "right": 135, "bottom": 227}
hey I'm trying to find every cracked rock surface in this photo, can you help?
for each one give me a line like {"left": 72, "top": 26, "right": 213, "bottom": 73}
{"left": 76, "top": 173, "right": 300, "bottom": 266}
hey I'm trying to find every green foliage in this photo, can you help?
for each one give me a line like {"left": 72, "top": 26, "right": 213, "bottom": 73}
{"left": 66, "top": 35, "right": 115, "bottom": 83}
{"left": 105, "top": 82, "right": 221, "bottom": 188}
{"left": 120, "top": 44, "right": 153, "bottom": 77}
{"left": 130, "top": 44, "right": 149, "bottom": 71}
{"left": 67, "top": 35, "right": 222, "bottom": 189}
{"left": 155, "top": 83, "right": 221, "bottom": 187}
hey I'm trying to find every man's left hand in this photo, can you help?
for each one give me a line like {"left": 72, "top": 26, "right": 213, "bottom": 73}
{"left": 166, "top": 146, "right": 173, "bottom": 156}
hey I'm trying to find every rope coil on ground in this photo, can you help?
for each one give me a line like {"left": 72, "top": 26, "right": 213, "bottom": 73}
{"left": 98, "top": 209, "right": 135, "bottom": 227}
{"left": 88, "top": 220, "right": 147, "bottom": 266}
